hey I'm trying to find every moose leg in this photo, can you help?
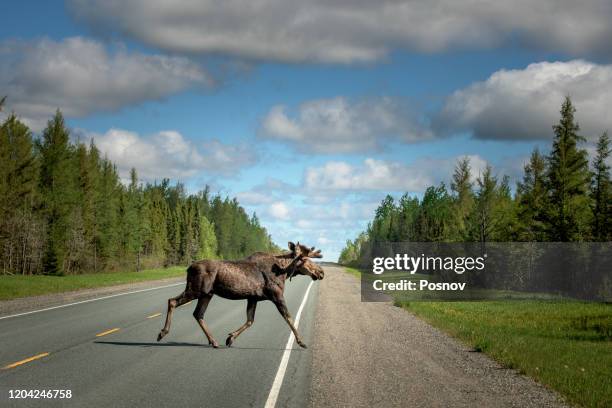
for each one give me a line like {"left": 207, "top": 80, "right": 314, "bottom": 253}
{"left": 226, "top": 298, "right": 257, "bottom": 347}
{"left": 193, "top": 294, "right": 219, "bottom": 348}
{"left": 157, "top": 292, "right": 195, "bottom": 341}
{"left": 273, "top": 297, "right": 307, "bottom": 349}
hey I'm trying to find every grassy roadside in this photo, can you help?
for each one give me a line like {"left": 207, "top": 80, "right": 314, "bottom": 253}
{"left": 0, "top": 266, "right": 186, "bottom": 301}
{"left": 341, "top": 266, "right": 612, "bottom": 408}
{"left": 343, "top": 266, "right": 362, "bottom": 279}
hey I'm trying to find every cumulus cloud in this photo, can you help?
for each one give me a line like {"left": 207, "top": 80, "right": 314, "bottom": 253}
{"left": 0, "top": 37, "right": 210, "bottom": 130}
{"left": 435, "top": 60, "right": 612, "bottom": 141}
{"left": 68, "top": 0, "right": 612, "bottom": 63}
{"left": 261, "top": 97, "right": 431, "bottom": 153}
{"left": 268, "top": 201, "right": 291, "bottom": 220}
{"left": 81, "top": 128, "right": 256, "bottom": 181}
{"left": 235, "top": 191, "right": 276, "bottom": 206}
{"left": 304, "top": 155, "right": 490, "bottom": 192}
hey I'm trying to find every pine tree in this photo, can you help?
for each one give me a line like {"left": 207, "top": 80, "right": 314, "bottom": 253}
{"left": 417, "top": 184, "right": 453, "bottom": 241}
{"left": 591, "top": 131, "right": 611, "bottom": 240}
{"left": 198, "top": 215, "right": 217, "bottom": 259}
{"left": 371, "top": 195, "right": 395, "bottom": 242}
{"left": 450, "top": 157, "right": 475, "bottom": 240}
{"left": 468, "top": 166, "right": 498, "bottom": 243}
{"left": 517, "top": 149, "right": 547, "bottom": 240}
{"left": 38, "top": 111, "right": 79, "bottom": 275}
{"left": 545, "top": 97, "right": 592, "bottom": 241}
{"left": 0, "top": 114, "right": 41, "bottom": 274}
{"left": 396, "top": 194, "right": 420, "bottom": 241}
{"left": 96, "top": 159, "right": 120, "bottom": 269}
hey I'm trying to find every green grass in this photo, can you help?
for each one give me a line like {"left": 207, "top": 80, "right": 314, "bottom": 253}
{"left": 343, "top": 266, "right": 362, "bottom": 278}
{"left": 0, "top": 266, "right": 186, "bottom": 301}
{"left": 398, "top": 300, "right": 612, "bottom": 408}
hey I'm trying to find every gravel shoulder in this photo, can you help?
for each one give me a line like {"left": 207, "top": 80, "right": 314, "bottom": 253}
{"left": 0, "top": 277, "right": 184, "bottom": 318}
{"left": 309, "top": 266, "right": 568, "bottom": 408}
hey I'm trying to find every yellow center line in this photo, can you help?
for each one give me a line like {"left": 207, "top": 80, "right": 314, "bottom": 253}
{"left": 3, "top": 352, "right": 50, "bottom": 369}
{"left": 147, "top": 312, "right": 162, "bottom": 319}
{"left": 96, "top": 328, "right": 120, "bottom": 337}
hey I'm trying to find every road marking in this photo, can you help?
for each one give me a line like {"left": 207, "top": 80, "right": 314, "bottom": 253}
{"left": 96, "top": 328, "right": 120, "bottom": 337}
{"left": 147, "top": 312, "right": 162, "bottom": 319}
{"left": 264, "top": 281, "right": 314, "bottom": 408}
{"left": 3, "top": 352, "right": 50, "bottom": 370}
{"left": 0, "top": 282, "right": 184, "bottom": 320}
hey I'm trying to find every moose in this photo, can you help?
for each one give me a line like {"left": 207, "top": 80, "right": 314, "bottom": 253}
{"left": 157, "top": 242, "right": 324, "bottom": 348}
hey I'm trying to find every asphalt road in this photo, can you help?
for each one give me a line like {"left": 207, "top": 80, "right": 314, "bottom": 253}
{"left": 0, "top": 275, "right": 319, "bottom": 408}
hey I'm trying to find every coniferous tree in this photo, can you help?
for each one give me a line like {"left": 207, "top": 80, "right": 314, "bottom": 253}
{"left": 97, "top": 159, "right": 121, "bottom": 269}
{"left": 396, "top": 194, "right": 420, "bottom": 241}
{"left": 38, "top": 111, "right": 79, "bottom": 275}
{"left": 468, "top": 166, "right": 497, "bottom": 243}
{"left": 545, "top": 97, "right": 592, "bottom": 241}
{"left": 517, "top": 149, "right": 547, "bottom": 240}
{"left": 371, "top": 195, "right": 395, "bottom": 242}
{"left": 450, "top": 157, "right": 475, "bottom": 240}
{"left": 198, "top": 215, "right": 218, "bottom": 259}
{"left": 417, "top": 184, "right": 454, "bottom": 241}
{"left": 591, "top": 132, "right": 611, "bottom": 240}
{"left": 0, "top": 114, "right": 42, "bottom": 274}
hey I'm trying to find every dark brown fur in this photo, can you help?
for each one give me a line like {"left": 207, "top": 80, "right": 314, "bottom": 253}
{"left": 157, "top": 242, "right": 323, "bottom": 348}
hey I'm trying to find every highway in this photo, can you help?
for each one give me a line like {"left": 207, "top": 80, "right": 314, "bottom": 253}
{"left": 0, "top": 275, "right": 319, "bottom": 408}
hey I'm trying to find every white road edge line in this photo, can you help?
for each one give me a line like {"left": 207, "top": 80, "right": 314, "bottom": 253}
{"left": 0, "top": 282, "right": 185, "bottom": 320}
{"left": 264, "top": 280, "right": 314, "bottom": 408}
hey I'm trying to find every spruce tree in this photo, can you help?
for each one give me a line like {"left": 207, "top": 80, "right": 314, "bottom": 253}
{"left": 545, "top": 97, "right": 592, "bottom": 241}
{"left": 0, "top": 114, "right": 40, "bottom": 274}
{"left": 38, "top": 111, "right": 78, "bottom": 275}
{"left": 591, "top": 131, "right": 611, "bottom": 240}
{"left": 450, "top": 157, "right": 475, "bottom": 240}
{"left": 517, "top": 149, "right": 547, "bottom": 240}
{"left": 468, "top": 166, "right": 498, "bottom": 243}
{"left": 417, "top": 184, "right": 453, "bottom": 241}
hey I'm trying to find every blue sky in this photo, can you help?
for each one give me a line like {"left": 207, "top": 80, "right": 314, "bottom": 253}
{"left": 2, "top": 1, "right": 612, "bottom": 260}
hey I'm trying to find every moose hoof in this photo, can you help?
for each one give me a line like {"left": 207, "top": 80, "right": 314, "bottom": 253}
{"left": 157, "top": 331, "right": 167, "bottom": 342}
{"left": 297, "top": 341, "right": 308, "bottom": 349}
{"left": 225, "top": 335, "right": 234, "bottom": 347}
{"left": 210, "top": 340, "right": 220, "bottom": 348}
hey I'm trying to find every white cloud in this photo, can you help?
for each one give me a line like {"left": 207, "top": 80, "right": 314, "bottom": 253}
{"left": 435, "top": 60, "right": 612, "bottom": 141}
{"left": 82, "top": 128, "right": 256, "bottom": 181}
{"left": 235, "top": 191, "right": 276, "bottom": 206}
{"left": 0, "top": 37, "right": 210, "bottom": 130}
{"left": 268, "top": 201, "right": 290, "bottom": 220}
{"left": 304, "top": 158, "right": 435, "bottom": 192}
{"left": 69, "top": 0, "right": 612, "bottom": 63}
{"left": 261, "top": 97, "right": 431, "bottom": 153}
{"left": 303, "top": 154, "right": 506, "bottom": 192}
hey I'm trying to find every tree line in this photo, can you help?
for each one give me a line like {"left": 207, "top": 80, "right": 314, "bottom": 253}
{"left": 339, "top": 97, "right": 611, "bottom": 264}
{"left": 0, "top": 107, "right": 277, "bottom": 275}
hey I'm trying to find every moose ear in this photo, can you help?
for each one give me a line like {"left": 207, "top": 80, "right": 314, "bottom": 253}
{"left": 288, "top": 242, "right": 295, "bottom": 251}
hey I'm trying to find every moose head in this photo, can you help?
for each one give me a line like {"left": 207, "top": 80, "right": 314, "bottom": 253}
{"left": 287, "top": 241, "right": 324, "bottom": 280}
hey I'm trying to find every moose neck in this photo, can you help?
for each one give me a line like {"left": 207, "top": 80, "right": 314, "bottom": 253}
{"left": 273, "top": 253, "right": 302, "bottom": 283}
